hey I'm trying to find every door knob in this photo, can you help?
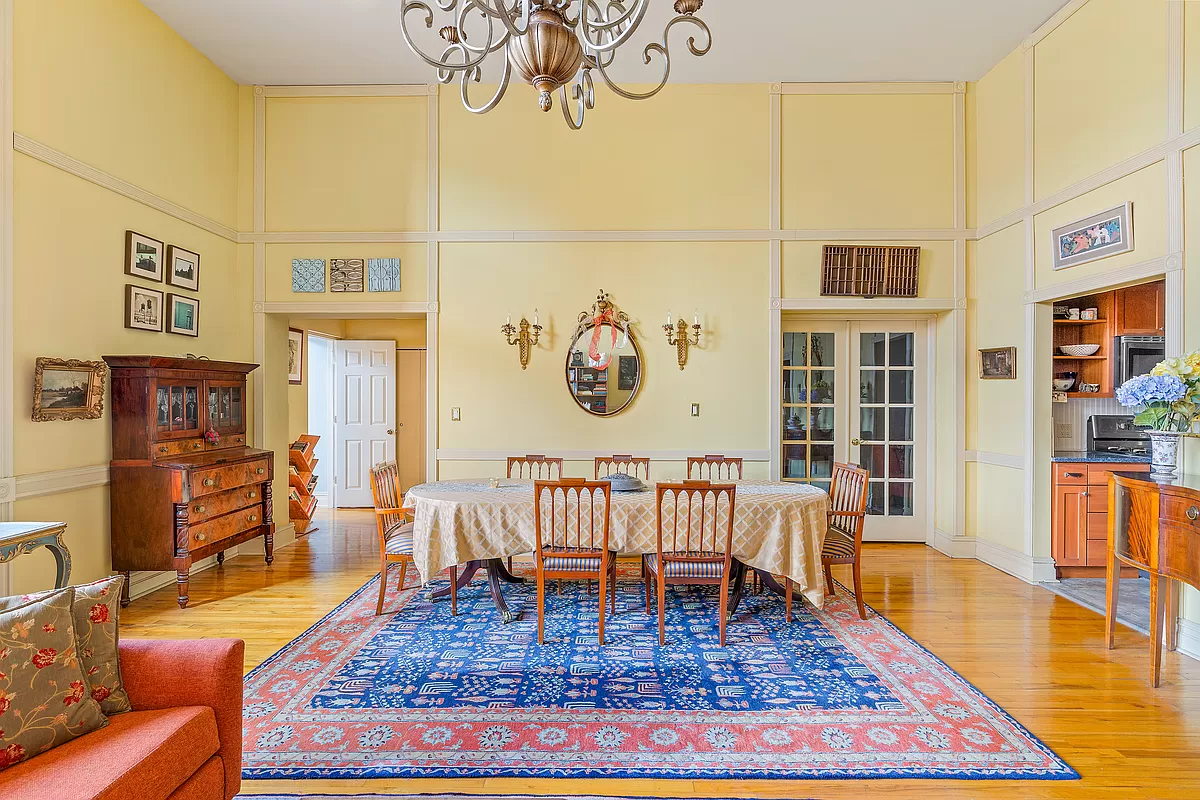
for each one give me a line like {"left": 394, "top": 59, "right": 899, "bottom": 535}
{"left": 851, "top": 438, "right": 864, "bottom": 446}
{"left": 387, "top": 429, "right": 395, "bottom": 435}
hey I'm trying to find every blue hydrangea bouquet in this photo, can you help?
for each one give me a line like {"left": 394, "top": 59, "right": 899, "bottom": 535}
{"left": 1115, "top": 351, "right": 1200, "bottom": 432}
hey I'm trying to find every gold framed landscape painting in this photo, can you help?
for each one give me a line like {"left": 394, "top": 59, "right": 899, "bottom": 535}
{"left": 32, "top": 358, "right": 108, "bottom": 421}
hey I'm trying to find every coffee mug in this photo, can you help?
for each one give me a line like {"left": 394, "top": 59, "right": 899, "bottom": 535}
{"left": 1068, "top": 308, "right": 1081, "bottom": 320}
{"left": 1080, "top": 308, "right": 1098, "bottom": 320}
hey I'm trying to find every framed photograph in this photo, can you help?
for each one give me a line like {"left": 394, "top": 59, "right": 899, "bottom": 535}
{"left": 978, "top": 347, "right": 1017, "bottom": 380}
{"left": 124, "top": 284, "right": 164, "bottom": 332}
{"left": 288, "top": 328, "right": 304, "bottom": 385}
{"left": 32, "top": 358, "right": 108, "bottom": 422}
{"left": 1051, "top": 202, "right": 1133, "bottom": 271}
{"left": 165, "top": 245, "right": 200, "bottom": 291}
{"left": 166, "top": 294, "right": 199, "bottom": 337}
{"left": 124, "top": 231, "right": 164, "bottom": 281}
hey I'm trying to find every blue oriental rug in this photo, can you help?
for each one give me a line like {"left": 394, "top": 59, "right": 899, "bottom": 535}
{"left": 242, "top": 565, "right": 1077, "bottom": 781}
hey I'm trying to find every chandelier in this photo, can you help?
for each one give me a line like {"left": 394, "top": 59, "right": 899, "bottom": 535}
{"left": 399, "top": 1, "right": 713, "bottom": 129}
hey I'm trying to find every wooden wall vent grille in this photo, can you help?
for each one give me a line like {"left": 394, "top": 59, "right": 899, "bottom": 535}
{"left": 821, "top": 245, "right": 921, "bottom": 298}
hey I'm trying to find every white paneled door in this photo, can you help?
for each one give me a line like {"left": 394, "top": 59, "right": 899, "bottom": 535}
{"left": 335, "top": 340, "right": 396, "bottom": 507}
{"left": 781, "top": 320, "right": 927, "bottom": 542}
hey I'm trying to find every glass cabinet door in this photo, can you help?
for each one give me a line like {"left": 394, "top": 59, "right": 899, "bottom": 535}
{"left": 153, "top": 379, "right": 203, "bottom": 439}
{"left": 204, "top": 380, "right": 246, "bottom": 433}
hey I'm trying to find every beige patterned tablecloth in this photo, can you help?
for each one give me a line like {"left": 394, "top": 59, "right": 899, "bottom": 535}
{"left": 402, "top": 480, "right": 830, "bottom": 608}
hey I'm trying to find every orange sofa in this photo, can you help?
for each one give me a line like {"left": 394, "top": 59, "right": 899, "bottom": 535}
{"left": 0, "top": 638, "right": 244, "bottom": 800}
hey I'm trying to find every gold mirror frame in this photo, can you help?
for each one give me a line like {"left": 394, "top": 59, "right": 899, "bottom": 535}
{"left": 565, "top": 291, "right": 642, "bottom": 418}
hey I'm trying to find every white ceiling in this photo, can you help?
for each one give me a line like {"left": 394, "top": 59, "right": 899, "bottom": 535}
{"left": 140, "top": 0, "right": 1070, "bottom": 86}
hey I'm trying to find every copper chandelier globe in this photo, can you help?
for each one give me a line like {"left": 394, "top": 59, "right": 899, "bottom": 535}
{"left": 400, "top": 0, "right": 713, "bottom": 129}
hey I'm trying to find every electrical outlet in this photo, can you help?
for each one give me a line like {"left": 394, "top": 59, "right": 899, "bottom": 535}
{"left": 451, "top": 407, "right": 461, "bottom": 421}
{"left": 1055, "top": 422, "right": 1072, "bottom": 440}
{"left": 691, "top": 403, "right": 701, "bottom": 417}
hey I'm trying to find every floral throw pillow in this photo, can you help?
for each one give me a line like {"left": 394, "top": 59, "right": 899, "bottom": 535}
{"left": 0, "top": 588, "right": 108, "bottom": 771}
{"left": 0, "top": 576, "right": 130, "bottom": 715}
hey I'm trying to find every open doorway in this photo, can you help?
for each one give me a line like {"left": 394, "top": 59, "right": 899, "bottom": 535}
{"left": 290, "top": 317, "right": 427, "bottom": 512}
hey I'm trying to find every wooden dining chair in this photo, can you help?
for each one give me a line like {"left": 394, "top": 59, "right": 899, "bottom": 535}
{"left": 371, "top": 460, "right": 446, "bottom": 616}
{"left": 533, "top": 479, "right": 617, "bottom": 644}
{"left": 506, "top": 455, "right": 566, "bottom": 571}
{"left": 687, "top": 454, "right": 744, "bottom": 481}
{"left": 507, "top": 454, "right": 564, "bottom": 481}
{"left": 594, "top": 454, "right": 651, "bottom": 481}
{"left": 809, "top": 462, "right": 870, "bottom": 621}
{"left": 645, "top": 480, "right": 737, "bottom": 646}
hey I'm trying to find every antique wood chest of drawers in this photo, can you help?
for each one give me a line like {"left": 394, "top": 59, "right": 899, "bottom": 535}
{"left": 103, "top": 356, "right": 274, "bottom": 608}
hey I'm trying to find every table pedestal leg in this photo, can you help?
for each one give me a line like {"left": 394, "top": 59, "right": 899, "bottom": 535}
{"left": 728, "top": 565, "right": 791, "bottom": 620}
{"left": 430, "top": 558, "right": 523, "bottom": 624}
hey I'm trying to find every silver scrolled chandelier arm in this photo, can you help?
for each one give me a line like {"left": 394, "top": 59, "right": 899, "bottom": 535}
{"left": 397, "top": 0, "right": 711, "bottom": 129}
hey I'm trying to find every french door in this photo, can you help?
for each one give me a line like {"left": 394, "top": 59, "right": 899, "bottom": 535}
{"left": 335, "top": 341, "right": 396, "bottom": 507}
{"left": 781, "top": 319, "right": 928, "bottom": 542}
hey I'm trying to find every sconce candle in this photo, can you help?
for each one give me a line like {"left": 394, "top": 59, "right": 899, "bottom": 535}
{"left": 502, "top": 313, "right": 543, "bottom": 370}
{"left": 663, "top": 312, "right": 702, "bottom": 371}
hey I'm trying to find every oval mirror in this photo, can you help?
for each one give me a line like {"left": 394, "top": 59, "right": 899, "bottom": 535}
{"left": 567, "top": 292, "right": 642, "bottom": 417}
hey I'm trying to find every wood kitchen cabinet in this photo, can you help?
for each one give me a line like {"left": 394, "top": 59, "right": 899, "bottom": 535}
{"left": 1115, "top": 280, "right": 1165, "bottom": 335}
{"left": 1052, "top": 461, "right": 1149, "bottom": 577}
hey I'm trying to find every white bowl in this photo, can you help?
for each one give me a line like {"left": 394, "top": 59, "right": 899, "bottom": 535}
{"left": 1059, "top": 344, "right": 1100, "bottom": 357}
{"left": 1053, "top": 378, "right": 1075, "bottom": 391}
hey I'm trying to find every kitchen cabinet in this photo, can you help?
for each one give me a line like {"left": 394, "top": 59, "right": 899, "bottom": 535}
{"left": 1051, "top": 461, "right": 1150, "bottom": 577}
{"left": 1115, "top": 281, "right": 1165, "bottom": 336}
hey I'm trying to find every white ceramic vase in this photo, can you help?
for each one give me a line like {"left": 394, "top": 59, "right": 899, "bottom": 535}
{"left": 1147, "top": 430, "right": 1180, "bottom": 479}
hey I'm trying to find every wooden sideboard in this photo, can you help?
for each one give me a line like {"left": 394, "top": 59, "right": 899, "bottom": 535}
{"left": 104, "top": 356, "right": 274, "bottom": 608}
{"left": 1052, "top": 461, "right": 1150, "bottom": 577}
{"left": 1108, "top": 471, "right": 1200, "bottom": 686}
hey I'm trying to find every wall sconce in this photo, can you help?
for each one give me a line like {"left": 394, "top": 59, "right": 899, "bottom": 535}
{"left": 663, "top": 309, "right": 702, "bottom": 370}
{"left": 502, "top": 309, "right": 542, "bottom": 370}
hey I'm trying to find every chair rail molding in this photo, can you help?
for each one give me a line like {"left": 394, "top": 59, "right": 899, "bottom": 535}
{"left": 15, "top": 464, "right": 110, "bottom": 500}
{"left": 13, "top": 134, "right": 239, "bottom": 242}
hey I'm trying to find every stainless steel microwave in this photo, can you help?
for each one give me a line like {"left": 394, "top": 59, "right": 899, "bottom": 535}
{"left": 1114, "top": 335, "right": 1166, "bottom": 387}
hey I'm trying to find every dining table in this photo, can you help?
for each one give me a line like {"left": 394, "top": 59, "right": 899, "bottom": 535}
{"left": 401, "top": 479, "right": 830, "bottom": 623}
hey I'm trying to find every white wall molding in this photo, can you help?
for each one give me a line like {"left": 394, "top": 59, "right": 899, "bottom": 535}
{"left": 15, "top": 465, "right": 109, "bottom": 499}
{"left": 263, "top": 84, "right": 430, "bottom": 98}
{"left": 978, "top": 125, "right": 1200, "bottom": 240}
{"left": 965, "top": 450, "right": 1024, "bottom": 469}
{"left": 13, "top": 134, "right": 239, "bottom": 242}
{"left": 930, "top": 528, "right": 978, "bottom": 559}
{"left": 1026, "top": 0, "right": 1090, "bottom": 49}
{"left": 1023, "top": 253, "right": 1181, "bottom": 305}
{"left": 975, "top": 538, "right": 1058, "bottom": 585}
{"left": 262, "top": 301, "right": 430, "bottom": 316}
{"left": 780, "top": 297, "right": 956, "bottom": 312}
{"left": 1178, "top": 617, "right": 1200, "bottom": 664}
{"left": 243, "top": 228, "right": 973, "bottom": 245}
{"left": 436, "top": 448, "right": 773, "bottom": 462}
{"left": 781, "top": 82, "right": 958, "bottom": 95}
{"left": 768, "top": 83, "right": 782, "bottom": 481}
{"left": 0, "top": 0, "right": 13, "bottom": 596}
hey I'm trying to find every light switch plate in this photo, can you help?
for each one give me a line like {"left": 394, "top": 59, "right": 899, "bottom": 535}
{"left": 691, "top": 403, "right": 701, "bottom": 417}
{"left": 451, "top": 407, "right": 461, "bottom": 421}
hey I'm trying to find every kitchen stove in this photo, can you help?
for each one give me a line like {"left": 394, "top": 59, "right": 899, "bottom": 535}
{"left": 1087, "top": 414, "right": 1150, "bottom": 456}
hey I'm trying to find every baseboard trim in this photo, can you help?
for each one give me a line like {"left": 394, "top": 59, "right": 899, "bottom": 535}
{"left": 975, "top": 538, "right": 1057, "bottom": 584}
{"left": 1176, "top": 617, "right": 1200, "bottom": 664}
{"left": 929, "top": 528, "right": 978, "bottom": 558}
{"left": 127, "top": 523, "right": 298, "bottom": 603}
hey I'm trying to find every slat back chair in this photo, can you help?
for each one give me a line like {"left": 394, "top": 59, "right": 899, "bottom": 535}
{"left": 507, "top": 454, "right": 565, "bottom": 481}
{"left": 533, "top": 479, "right": 617, "bottom": 645}
{"left": 594, "top": 454, "right": 651, "bottom": 481}
{"left": 687, "top": 454, "right": 744, "bottom": 481}
{"left": 814, "top": 462, "right": 870, "bottom": 620}
{"left": 370, "top": 460, "right": 442, "bottom": 616}
{"left": 646, "top": 480, "right": 738, "bottom": 645}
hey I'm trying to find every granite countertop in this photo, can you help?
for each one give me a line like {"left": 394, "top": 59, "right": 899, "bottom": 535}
{"left": 1051, "top": 450, "right": 1152, "bottom": 464}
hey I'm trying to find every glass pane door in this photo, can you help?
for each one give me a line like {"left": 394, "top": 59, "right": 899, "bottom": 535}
{"left": 850, "top": 322, "right": 926, "bottom": 542}
{"left": 781, "top": 330, "right": 839, "bottom": 493}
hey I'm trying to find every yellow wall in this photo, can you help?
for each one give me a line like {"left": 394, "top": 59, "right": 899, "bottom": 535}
{"left": 9, "top": 0, "right": 247, "bottom": 593}
{"left": 1033, "top": 0, "right": 1166, "bottom": 201}
{"left": 974, "top": 49, "right": 1026, "bottom": 226}
{"left": 440, "top": 84, "right": 770, "bottom": 232}
{"left": 781, "top": 93, "right": 955, "bottom": 230}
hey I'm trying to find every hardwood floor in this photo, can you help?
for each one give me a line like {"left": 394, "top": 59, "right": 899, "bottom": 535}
{"left": 121, "top": 508, "right": 1200, "bottom": 799}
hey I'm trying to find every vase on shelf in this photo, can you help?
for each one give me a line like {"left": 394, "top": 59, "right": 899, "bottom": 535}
{"left": 1146, "top": 430, "right": 1181, "bottom": 479}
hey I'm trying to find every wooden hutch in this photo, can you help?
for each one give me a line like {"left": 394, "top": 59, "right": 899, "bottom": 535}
{"left": 104, "top": 356, "right": 275, "bottom": 608}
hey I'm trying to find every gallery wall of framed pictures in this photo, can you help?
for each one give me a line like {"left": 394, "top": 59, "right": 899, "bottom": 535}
{"left": 123, "top": 229, "right": 201, "bottom": 336}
